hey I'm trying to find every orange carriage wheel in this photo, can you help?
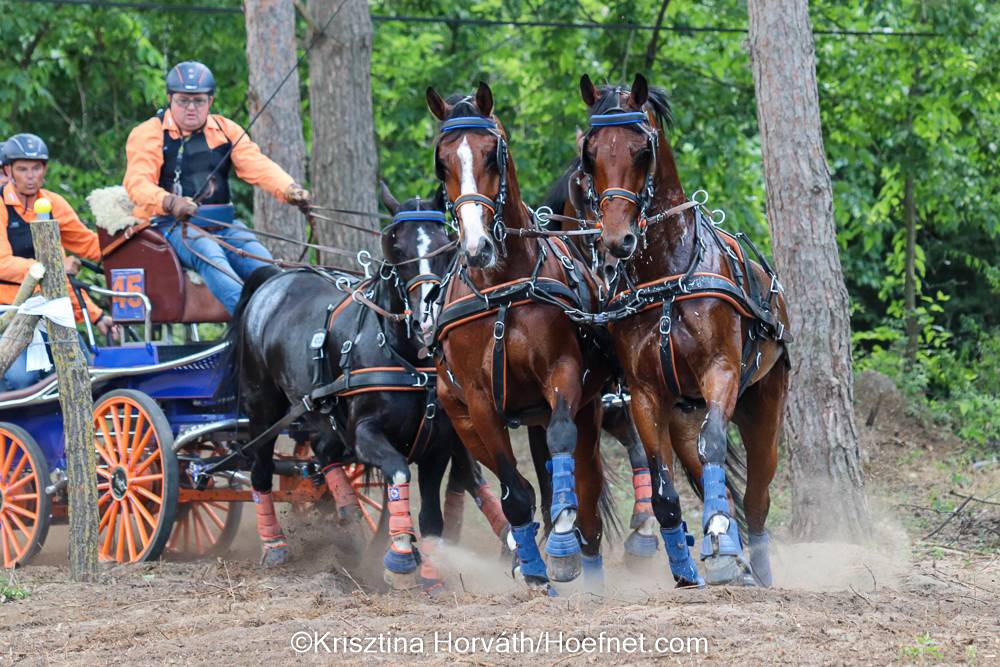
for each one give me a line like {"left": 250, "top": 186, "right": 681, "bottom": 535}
{"left": 345, "top": 463, "right": 386, "bottom": 535}
{"left": 94, "top": 389, "right": 178, "bottom": 564}
{"left": 0, "top": 423, "right": 51, "bottom": 569}
{"left": 167, "top": 442, "right": 242, "bottom": 559}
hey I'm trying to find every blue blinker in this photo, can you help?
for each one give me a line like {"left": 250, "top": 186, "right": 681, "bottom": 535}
{"left": 440, "top": 116, "right": 498, "bottom": 133}
{"left": 392, "top": 210, "right": 448, "bottom": 224}
{"left": 589, "top": 112, "right": 648, "bottom": 128}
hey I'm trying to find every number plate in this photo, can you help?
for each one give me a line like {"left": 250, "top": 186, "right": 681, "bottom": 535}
{"left": 110, "top": 268, "right": 146, "bottom": 321}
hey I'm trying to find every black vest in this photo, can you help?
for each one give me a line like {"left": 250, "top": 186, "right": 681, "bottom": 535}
{"left": 5, "top": 204, "right": 34, "bottom": 260}
{"left": 157, "top": 112, "right": 233, "bottom": 205}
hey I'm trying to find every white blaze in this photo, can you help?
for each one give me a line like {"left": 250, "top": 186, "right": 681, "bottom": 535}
{"left": 456, "top": 136, "right": 488, "bottom": 256}
{"left": 415, "top": 226, "right": 438, "bottom": 334}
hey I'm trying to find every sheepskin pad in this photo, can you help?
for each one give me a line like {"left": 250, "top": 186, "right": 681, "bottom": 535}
{"left": 87, "top": 185, "right": 142, "bottom": 235}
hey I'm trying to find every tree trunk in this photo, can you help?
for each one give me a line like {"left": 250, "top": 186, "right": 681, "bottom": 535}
{"left": 244, "top": 0, "right": 307, "bottom": 261}
{"left": 746, "top": 0, "right": 872, "bottom": 541}
{"left": 31, "top": 219, "right": 100, "bottom": 581}
{"left": 904, "top": 174, "right": 919, "bottom": 364}
{"left": 307, "top": 0, "right": 379, "bottom": 263}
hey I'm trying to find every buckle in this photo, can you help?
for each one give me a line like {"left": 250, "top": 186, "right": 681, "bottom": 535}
{"left": 425, "top": 401, "right": 437, "bottom": 419}
{"left": 340, "top": 340, "right": 353, "bottom": 354}
{"left": 413, "top": 372, "right": 429, "bottom": 388}
{"left": 493, "top": 320, "right": 505, "bottom": 340}
{"left": 659, "top": 314, "right": 672, "bottom": 335}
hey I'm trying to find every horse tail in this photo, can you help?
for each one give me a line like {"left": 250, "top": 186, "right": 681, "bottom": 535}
{"left": 598, "top": 452, "right": 624, "bottom": 541}
{"left": 680, "top": 430, "right": 749, "bottom": 538}
{"left": 214, "top": 265, "right": 283, "bottom": 401}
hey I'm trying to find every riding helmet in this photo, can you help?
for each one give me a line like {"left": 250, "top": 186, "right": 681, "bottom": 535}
{"left": 4, "top": 134, "right": 49, "bottom": 163}
{"left": 166, "top": 61, "right": 216, "bottom": 95}
{"left": 0, "top": 141, "right": 6, "bottom": 167}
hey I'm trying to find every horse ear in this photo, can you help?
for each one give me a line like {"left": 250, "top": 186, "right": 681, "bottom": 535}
{"left": 379, "top": 180, "right": 400, "bottom": 215}
{"left": 630, "top": 73, "right": 649, "bottom": 108}
{"left": 426, "top": 86, "right": 448, "bottom": 121}
{"left": 475, "top": 81, "right": 494, "bottom": 116}
{"left": 580, "top": 74, "right": 598, "bottom": 107}
{"left": 430, "top": 186, "right": 446, "bottom": 213}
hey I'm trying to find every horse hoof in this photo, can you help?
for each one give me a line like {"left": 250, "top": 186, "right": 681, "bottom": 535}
{"left": 623, "top": 530, "right": 658, "bottom": 559}
{"left": 419, "top": 576, "right": 447, "bottom": 595}
{"left": 524, "top": 575, "right": 557, "bottom": 597}
{"left": 260, "top": 543, "right": 290, "bottom": 567}
{"left": 702, "top": 555, "right": 745, "bottom": 586}
{"left": 383, "top": 548, "right": 418, "bottom": 576}
{"left": 546, "top": 552, "right": 581, "bottom": 583}
{"left": 383, "top": 569, "right": 419, "bottom": 590}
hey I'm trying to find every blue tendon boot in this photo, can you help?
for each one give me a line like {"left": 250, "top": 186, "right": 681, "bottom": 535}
{"left": 511, "top": 522, "right": 556, "bottom": 596}
{"left": 699, "top": 464, "right": 749, "bottom": 585}
{"left": 748, "top": 531, "right": 773, "bottom": 587}
{"left": 661, "top": 522, "right": 705, "bottom": 588}
{"left": 581, "top": 553, "right": 605, "bottom": 593}
{"left": 544, "top": 453, "right": 581, "bottom": 582}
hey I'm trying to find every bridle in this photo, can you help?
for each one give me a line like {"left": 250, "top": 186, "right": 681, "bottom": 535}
{"left": 434, "top": 114, "right": 511, "bottom": 255}
{"left": 380, "top": 209, "right": 454, "bottom": 295}
{"left": 580, "top": 108, "right": 659, "bottom": 245}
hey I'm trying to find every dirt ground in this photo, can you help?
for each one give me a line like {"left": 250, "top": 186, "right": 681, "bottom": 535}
{"left": 2, "top": 373, "right": 998, "bottom": 665}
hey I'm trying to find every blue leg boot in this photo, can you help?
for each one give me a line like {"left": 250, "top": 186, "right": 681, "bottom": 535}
{"left": 511, "top": 522, "right": 556, "bottom": 596}
{"left": 748, "top": 531, "right": 773, "bottom": 587}
{"left": 581, "top": 553, "right": 604, "bottom": 593}
{"left": 700, "top": 464, "right": 749, "bottom": 585}
{"left": 661, "top": 522, "right": 705, "bottom": 588}
{"left": 544, "top": 454, "right": 581, "bottom": 582}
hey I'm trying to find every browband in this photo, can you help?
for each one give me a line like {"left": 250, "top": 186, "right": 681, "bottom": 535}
{"left": 589, "top": 111, "right": 648, "bottom": 127}
{"left": 392, "top": 210, "right": 448, "bottom": 224}
{"left": 440, "top": 116, "right": 498, "bottom": 132}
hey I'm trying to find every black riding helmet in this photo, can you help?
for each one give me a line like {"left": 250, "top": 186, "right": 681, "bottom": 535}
{"left": 166, "top": 61, "right": 216, "bottom": 95}
{"left": 4, "top": 134, "right": 49, "bottom": 163}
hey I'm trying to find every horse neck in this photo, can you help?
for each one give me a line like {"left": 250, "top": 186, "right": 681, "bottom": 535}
{"left": 377, "top": 278, "right": 418, "bottom": 357}
{"left": 631, "top": 133, "right": 697, "bottom": 282}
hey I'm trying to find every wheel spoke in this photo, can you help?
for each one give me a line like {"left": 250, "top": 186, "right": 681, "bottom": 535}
{"left": 7, "top": 510, "right": 32, "bottom": 542}
{"left": 358, "top": 493, "right": 382, "bottom": 510}
{"left": 132, "top": 448, "right": 161, "bottom": 476}
{"left": 100, "top": 501, "right": 119, "bottom": 556}
{"left": 0, "top": 435, "right": 8, "bottom": 482}
{"left": 96, "top": 467, "right": 113, "bottom": 480}
{"left": 129, "top": 473, "right": 163, "bottom": 485}
{"left": 132, "top": 484, "right": 162, "bottom": 506}
{"left": 5, "top": 503, "right": 36, "bottom": 521}
{"left": 5, "top": 456, "right": 27, "bottom": 491}
{"left": 4, "top": 472, "right": 35, "bottom": 495}
{"left": 128, "top": 497, "right": 150, "bottom": 546}
{"left": 128, "top": 412, "right": 149, "bottom": 469}
{"left": 7, "top": 493, "right": 39, "bottom": 503}
{"left": 98, "top": 491, "right": 112, "bottom": 506}
{"left": 1, "top": 520, "right": 13, "bottom": 568}
{"left": 127, "top": 491, "right": 158, "bottom": 531}
{"left": 192, "top": 508, "right": 208, "bottom": 554}
{"left": 203, "top": 503, "right": 227, "bottom": 531}
{"left": 109, "top": 405, "right": 125, "bottom": 462}
{"left": 95, "top": 417, "right": 118, "bottom": 466}
{"left": 115, "top": 501, "right": 127, "bottom": 562}
{"left": 122, "top": 501, "right": 139, "bottom": 562}
{"left": 119, "top": 404, "right": 133, "bottom": 465}
{"left": 0, "top": 516, "right": 23, "bottom": 557}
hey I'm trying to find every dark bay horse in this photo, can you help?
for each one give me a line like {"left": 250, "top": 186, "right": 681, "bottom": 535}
{"left": 578, "top": 74, "right": 791, "bottom": 587}
{"left": 217, "top": 194, "right": 507, "bottom": 590}
{"left": 426, "top": 83, "right": 613, "bottom": 594}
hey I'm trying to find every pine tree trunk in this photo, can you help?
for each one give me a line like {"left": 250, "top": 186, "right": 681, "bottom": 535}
{"left": 307, "top": 0, "right": 379, "bottom": 265}
{"left": 244, "top": 0, "right": 307, "bottom": 261}
{"left": 746, "top": 0, "right": 872, "bottom": 541}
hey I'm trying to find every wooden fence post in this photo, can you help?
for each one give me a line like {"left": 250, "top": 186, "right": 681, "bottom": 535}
{"left": 30, "top": 199, "right": 100, "bottom": 582}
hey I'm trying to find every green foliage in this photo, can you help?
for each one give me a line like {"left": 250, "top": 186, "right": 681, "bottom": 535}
{"left": 0, "top": 582, "right": 28, "bottom": 602}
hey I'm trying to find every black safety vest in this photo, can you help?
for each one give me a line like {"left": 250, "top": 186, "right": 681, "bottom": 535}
{"left": 5, "top": 204, "right": 34, "bottom": 260}
{"left": 156, "top": 111, "right": 233, "bottom": 205}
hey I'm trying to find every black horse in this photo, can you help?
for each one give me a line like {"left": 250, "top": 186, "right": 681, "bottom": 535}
{"left": 217, "top": 191, "right": 508, "bottom": 590}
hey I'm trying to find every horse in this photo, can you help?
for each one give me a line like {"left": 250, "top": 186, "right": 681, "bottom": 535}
{"left": 425, "top": 82, "right": 615, "bottom": 594}
{"left": 577, "top": 73, "right": 791, "bottom": 587}
{"left": 216, "top": 193, "right": 508, "bottom": 591}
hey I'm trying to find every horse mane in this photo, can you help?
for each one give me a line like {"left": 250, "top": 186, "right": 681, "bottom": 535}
{"left": 444, "top": 93, "right": 483, "bottom": 119}
{"left": 541, "top": 157, "right": 581, "bottom": 214}
{"left": 592, "top": 83, "right": 673, "bottom": 132}
{"left": 396, "top": 189, "right": 445, "bottom": 214}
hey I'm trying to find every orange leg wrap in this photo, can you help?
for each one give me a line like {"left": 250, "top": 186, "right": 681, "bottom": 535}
{"left": 322, "top": 463, "right": 358, "bottom": 510}
{"left": 419, "top": 537, "right": 445, "bottom": 590}
{"left": 388, "top": 482, "right": 415, "bottom": 553}
{"left": 253, "top": 490, "right": 287, "bottom": 544}
{"left": 442, "top": 490, "right": 465, "bottom": 542}
{"left": 632, "top": 467, "right": 654, "bottom": 521}
{"left": 475, "top": 482, "right": 508, "bottom": 537}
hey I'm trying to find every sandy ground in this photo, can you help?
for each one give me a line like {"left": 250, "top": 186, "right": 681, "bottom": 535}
{"left": 2, "top": 374, "right": 998, "bottom": 665}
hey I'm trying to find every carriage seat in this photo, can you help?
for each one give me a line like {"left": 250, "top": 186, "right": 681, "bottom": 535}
{"left": 98, "top": 227, "right": 229, "bottom": 324}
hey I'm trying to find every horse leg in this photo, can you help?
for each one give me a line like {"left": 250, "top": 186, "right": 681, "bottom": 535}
{"left": 602, "top": 407, "right": 657, "bottom": 560}
{"left": 442, "top": 384, "right": 553, "bottom": 594}
{"left": 445, "top": 437, "right": 508, "bottom": 543}
{"left": 416, "top": 445, "right": 450, "bottom": 593}
{"left": 573, "top": 399, "right": 606, "bottom": 592}
{"left": 352, "top": 418, "right": 416, "bottom": 587}
{"left": 311, "top": 430, "right": 361, "bottom": 524}
{"left": 733, "top": 361, "right": 788, "bottom": 587}
{"left": 695, "top": 363, "right": 749, "bottom": 586}
{"left": 630, "top": 388, "right": 703, "bottom": 586}
{"left": 528, "top": 425, "right": 553, "bottom": 536}
{"left": 248, "top": 396, "right": 290, "bottom": 567}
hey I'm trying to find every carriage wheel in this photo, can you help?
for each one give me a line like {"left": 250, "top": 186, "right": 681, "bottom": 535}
{"left": 94, "top": 390, "right": 178, "bottom": 564}
{"left": 0, "top": 424, "right": 51, "bottom": 568}
{"left": 344, "top": 463, "right": 385, "bottom": 535}
{"left": 167, "top": 443, "right": 242, "bottom": 559}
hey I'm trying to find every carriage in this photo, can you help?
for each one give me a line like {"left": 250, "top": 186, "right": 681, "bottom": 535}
{"left": 0, "top": 221, "right": 384, "bottom": 569}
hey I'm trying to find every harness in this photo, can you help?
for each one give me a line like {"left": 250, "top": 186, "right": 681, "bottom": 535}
{"left": 4, "top": 203, "right": 34, "bottom": 261}
{"left": 577, "top": 108, "right": 792, "bottom": 399}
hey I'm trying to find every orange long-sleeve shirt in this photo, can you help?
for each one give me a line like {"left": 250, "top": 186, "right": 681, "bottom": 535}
{"left": 123, "top": 109, "right": 296, "bottom": 221}
{"left": 0, "top": 182, "right": 103, "bottom": 323}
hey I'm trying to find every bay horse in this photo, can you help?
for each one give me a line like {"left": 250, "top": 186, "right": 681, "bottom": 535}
{"left": 578, "top": 74, "right": 791, "bottom": 587}
{"left": 426, "top": 83, "right": 614, "bottom": 594}
{"left": 217, "top": 194, "right": 508, "bottom": 590}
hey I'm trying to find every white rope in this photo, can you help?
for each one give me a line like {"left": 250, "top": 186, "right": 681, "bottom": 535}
{"left": 0, "top": 295, "right": 75, "bottom": 372}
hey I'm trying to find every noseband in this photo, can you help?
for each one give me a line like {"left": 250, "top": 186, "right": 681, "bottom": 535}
{"left": 435, "top": 115, "right": 511, "bottom": 253}
{"left": 582, "top": 109, "right": 659, "bottom": 240}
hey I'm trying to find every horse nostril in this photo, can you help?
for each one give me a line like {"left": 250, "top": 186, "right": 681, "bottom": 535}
{"left": 621, "top": 233, "right": 637, "bottom": 256}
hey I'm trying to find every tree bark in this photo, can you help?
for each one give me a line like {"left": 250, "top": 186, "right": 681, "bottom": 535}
{"left": 307, "top": 0, "right": 379, "bottom": 262}
{"left": 244, "top": 0, "right": 308, "bottom": 261}
{"left": 0, "top": 262, "right": 44, "bottom": 333}
{"left": 31, "top": 219, "right": 100, "bottom": 581}
{"left": 0, "top": 312, "right": 40, "bottom": 376}
{"left": 904, "top": 174, "right": 919, "bottom": 364}
{"left": 746, "top": 0, "right": 872, "bottom": 541}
